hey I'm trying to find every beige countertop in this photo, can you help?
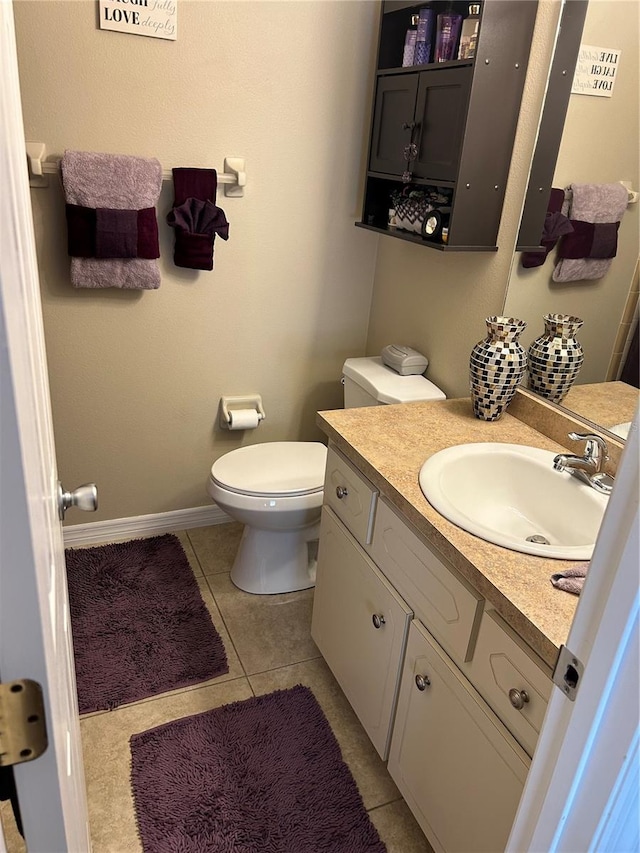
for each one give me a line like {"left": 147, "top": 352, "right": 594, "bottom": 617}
{"left": 560, "top": 381, "right": 638, "bottom": 431}
{"left": 317, "top": 398, "right": 583, "bottom": 670}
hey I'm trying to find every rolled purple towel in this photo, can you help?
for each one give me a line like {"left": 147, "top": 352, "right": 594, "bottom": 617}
{"left": 551, "top": 563, "right": 589, "bottom": 595}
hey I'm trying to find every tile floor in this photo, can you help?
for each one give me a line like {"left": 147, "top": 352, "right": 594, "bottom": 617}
{"left": 4, "top": 524, "right": 434, "bottom": 852}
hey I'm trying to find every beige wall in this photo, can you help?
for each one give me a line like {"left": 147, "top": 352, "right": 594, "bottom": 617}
{"left": 14, "top": 0, "right": 379, "bottom": 522}
{"left": 365, "top": 1, "right": 564, "bottom": 400}
{"left": 503, "top": 0, "right": 640, "bottom": 385}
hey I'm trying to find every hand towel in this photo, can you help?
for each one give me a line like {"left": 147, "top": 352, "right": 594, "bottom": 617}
{"left": 61, "top": 150, "right": 162, "bottom": 289}
{"left": 552, "top": 183, "right": 628, "bottom": 282}
{"left": 550, "top": 563, "right": 589, "bottom": 595}
{"left": 166, "top": 168, "right": 229, "bottom": 271}
{"left": 521, "top": 188, "right": 573, "bottom": 268}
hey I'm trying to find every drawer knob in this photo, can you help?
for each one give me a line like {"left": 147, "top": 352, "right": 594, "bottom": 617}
{"left": 415, "top": 674, "right": 431, "bottom": 691}
{"left": 371, "top": 614, "right": 386, "bottom": 629}
{"left": 509, "top": 688, "right": 530, "bottom": 710}
{"left": 336, "top": 485, "right": 349, "bottom": 499}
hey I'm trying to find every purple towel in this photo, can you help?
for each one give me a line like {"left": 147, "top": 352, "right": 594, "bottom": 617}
{"left": 61, "top": 150, "right": 162, "bottom": 289}
{"left": 553, "top": 183, "right": 628, "bottom": 282}
{"left": 521, "top": 188, "right": 573, "bottom": 268}
{"left": 167, "top": 168, "right": 229, "bottom": 271}
{"left": 65, "top": 205, "right": 160, "bottom": 258}
{"left": 551, "top": 563, "right": 589, "bottom": 595}
{"left": 557, "top": 219, "right": 620, "bottom": 259}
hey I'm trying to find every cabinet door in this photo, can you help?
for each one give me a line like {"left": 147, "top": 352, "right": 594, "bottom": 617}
{"left": 389, "top": 620, "right": 530, "bottom": 853}
{"left": 413, "top": 67, "right": 472, "bottom": 182}
{"left": 311, "top": 507, "right": 412, "bottom": 759}
{"left": 369, "top": 73, "right": 419, "bottom": 176}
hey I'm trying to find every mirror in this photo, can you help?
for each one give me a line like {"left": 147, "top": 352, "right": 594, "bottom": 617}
{"left": 504, "top": 0, "right": 639, "bottom": 438}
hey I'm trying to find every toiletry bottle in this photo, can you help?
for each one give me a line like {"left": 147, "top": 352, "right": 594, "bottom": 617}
{"left": 402, "top": 15, "right": 420, "bottom": 67}
{"left": 434, "top": 7, "right": 463, "bottom": 62}
{"left": 458, "top": 4, "right": 480, "bottom": 59}
{"left": 414, "top": 6, "right": 435, "bottom": 66}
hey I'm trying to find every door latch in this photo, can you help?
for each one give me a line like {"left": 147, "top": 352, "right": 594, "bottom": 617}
{"left": 0, "top": 679, "right": 48, "bottom": 766}
{"left": 552, "top": 645, "right": 584, "bottom": 702}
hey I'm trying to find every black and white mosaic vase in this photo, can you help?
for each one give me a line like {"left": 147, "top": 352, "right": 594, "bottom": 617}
{"left": 469, "top": 316, "right": 527, "bottom": 421}
{"left": 527, "top": 314, "right": 584, "bottom": 403}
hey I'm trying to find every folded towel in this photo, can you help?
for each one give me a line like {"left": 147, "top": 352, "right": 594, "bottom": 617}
{"left": 550, "top": 563, "right": 589, "bottom": 595}
{"left": 521, "top": 188, "right": 573, "bottom": 268}
{"left": 557, "top": 219, "right": 620, "bottom": 259}
{"left": 167, "top": 168, "right": 229, "bottom": 271}
{"left": 553, "top": 183, "right": 628, "bottom": 282}
{"left": 61, "top": 150, "right": 162, "bottom": 289}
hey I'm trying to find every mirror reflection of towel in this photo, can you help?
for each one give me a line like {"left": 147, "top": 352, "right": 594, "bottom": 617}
{"left": 521, "top": 188, "right": 573, "bottom": 268}
{"left": 553, "top": 183, "right": 628, "bottom": 282}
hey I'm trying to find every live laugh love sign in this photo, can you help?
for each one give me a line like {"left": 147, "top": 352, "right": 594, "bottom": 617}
{"left": 99, "top": 0, "right": 177, "bottom": 41}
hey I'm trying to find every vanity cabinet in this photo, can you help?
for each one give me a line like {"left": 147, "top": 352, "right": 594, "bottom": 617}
{"left": 357, "top": 0, "right": 538, "bottom": 250}
{"left": 312, "top": 443, "right": 551, "bottom": 852}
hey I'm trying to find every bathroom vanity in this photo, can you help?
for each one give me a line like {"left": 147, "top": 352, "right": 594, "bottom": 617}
{"left": 311, "top": 399, "right": 582, "bottom": 852}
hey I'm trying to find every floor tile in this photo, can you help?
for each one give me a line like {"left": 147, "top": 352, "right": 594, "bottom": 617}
{"left": 187, "top": 522, "right": 244, "bottom": 576}
{"left": 368, "top": 799, "right": 435, "bottom": 852}
{"left": 205, "top": 572, "right": 320, "bottom": 675}
{"left": 249, "top": 657, "right": 400, "bottom": 811}
{"left": 174, "top": 530, "right": 202, "bottom": 576}
{"left": 80, "top": 677, "right": 252, "bottom": 853}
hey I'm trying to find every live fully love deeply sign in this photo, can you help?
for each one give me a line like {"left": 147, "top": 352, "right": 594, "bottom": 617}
{"left": 99, "top": 0, "right": 177, "bottom": 41}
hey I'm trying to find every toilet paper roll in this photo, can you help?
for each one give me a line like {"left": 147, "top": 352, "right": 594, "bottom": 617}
{"left": 228, "top": 409, "right": 260, "bottom": 430}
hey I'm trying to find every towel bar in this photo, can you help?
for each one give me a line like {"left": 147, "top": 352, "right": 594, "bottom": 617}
{"left": 26, "top": 142, "right": 246, "bottom": 197}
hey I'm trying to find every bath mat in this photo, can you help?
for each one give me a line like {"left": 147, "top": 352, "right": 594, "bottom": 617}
{"left": 130, "top": 685, "right": 386, "bottom": 853}
{"left": 65, "top": 534, "right": 228, "bottom": 713}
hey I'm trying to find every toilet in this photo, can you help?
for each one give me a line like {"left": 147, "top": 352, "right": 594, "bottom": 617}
{"left": 207, "top": 356, "right": 445, "bottom": 594}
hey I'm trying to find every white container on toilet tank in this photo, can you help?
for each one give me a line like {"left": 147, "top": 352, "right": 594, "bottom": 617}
{"left": 342, "top": 356, "right": 446, "bottom": 407}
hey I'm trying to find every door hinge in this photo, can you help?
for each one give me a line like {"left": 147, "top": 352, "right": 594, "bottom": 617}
{"left": 552, "top": 645, "right": 584, "bottom": 702}
{"left": 0, "top": 679, "right": 48, "bottom": 766}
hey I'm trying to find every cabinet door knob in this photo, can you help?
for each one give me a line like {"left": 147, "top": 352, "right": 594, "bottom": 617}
{"left": 509, "top": 688, "right": 530, "bottom": 710}
{"left": 415, "top": 674, "right": 431, "bottom": 691}
{"left": 335, "top": 485, "right": 348, "bottom": 500}
{"left": 371, "top": 614, "right": 386, "bottom": 629}
{"left": 402, "top": 121, "right": 416, "bottom": 131}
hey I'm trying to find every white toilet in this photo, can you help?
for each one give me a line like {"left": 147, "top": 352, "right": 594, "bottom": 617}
{"left": 207, "top": 356, "right": 445, "bottom": 594}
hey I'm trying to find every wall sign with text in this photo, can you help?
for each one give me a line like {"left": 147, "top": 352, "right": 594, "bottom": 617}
{"left": 571, "top": 45, "right": 621, "bottom": 98}
{"left": 99, "top": 0, "right": 177, "bottom": 41}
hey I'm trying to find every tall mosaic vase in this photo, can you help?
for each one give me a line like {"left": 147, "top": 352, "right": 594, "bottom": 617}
{"left": 527, "top": 314, "right": 584, "bottom": 403}
{"left": 469, "top": 316, "right": 527, "bottom": 421}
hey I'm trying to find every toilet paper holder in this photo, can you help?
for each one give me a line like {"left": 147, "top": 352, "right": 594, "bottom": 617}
{"left": 220, "top": 395, "right": 266, "bottom": 430}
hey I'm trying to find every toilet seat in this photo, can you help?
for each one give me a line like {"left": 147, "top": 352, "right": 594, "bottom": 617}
{"left": 210, "top": 441, "right": 327, "bottom": 498}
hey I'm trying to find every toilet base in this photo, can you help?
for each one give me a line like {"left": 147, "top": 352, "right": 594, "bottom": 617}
{"left": 230, "top": 521, "right": 320, "bottom": 595}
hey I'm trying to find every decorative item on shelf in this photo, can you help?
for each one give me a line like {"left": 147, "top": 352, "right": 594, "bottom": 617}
{"left": 527, "top": 314, "right": 585, "bottom": 403}
{"left": 458, "top": 4, "right": 480, "bottom": 59}
{"left": 435, "top": 8, "right": 463, "bottom": 62}
{"left": 414, "top": 6, "right": 435, "bottom": 65}
{"left": 390, "top": 187, "right": 452, "bottom": 237}
{"left": 469, "top": 316, "right": 527, "bottom": 421}
{"left": 402, "top": 14, "right": 420, "bottom": 66}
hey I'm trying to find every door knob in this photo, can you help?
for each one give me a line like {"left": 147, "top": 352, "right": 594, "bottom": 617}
{"left": 57, "top": 482, "right": 98, "bottom": 520}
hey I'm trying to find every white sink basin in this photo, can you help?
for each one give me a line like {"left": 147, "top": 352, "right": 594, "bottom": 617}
{"left": 419, "top": 443, "right": 609, "bottom": 559}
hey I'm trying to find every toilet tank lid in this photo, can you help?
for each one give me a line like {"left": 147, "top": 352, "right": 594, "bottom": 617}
{"left": 343, "top": 357, "right": 446, "bottom": 404}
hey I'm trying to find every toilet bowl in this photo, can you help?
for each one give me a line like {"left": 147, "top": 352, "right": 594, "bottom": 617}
{"left": 207, "top": 355, "right": 445, "bottom": 595}
{"left": 207, "top": 442, "right": 327, "bottom": 594}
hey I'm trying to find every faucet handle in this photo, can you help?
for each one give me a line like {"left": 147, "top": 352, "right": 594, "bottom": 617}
{"left": 567, "top": 432, "right": 609, "bottom": 465}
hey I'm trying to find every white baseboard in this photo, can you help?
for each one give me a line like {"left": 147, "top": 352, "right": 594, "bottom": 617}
{"left": 63, "top": 504, "right": 232, "bottom": 547}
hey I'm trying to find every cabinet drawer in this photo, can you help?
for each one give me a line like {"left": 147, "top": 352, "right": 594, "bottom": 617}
{"left": 370, "top": 498, "right": 483, "bottom": 663}
{"left": 311, "top": 507, "right": 412, "bottom": 759}
{"left": 389, "top": 620, "right": 529, "bottom": 853}
{"left": 323, "top": 445, "right": 377, "bottom": 545}
{"left": 464, "top": 609, "right": 552, "bottom": 758}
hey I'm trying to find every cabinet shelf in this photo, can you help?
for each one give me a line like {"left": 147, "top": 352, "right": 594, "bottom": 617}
{"left": 377, "top": 58, "right": 474, "bottom": 76}
{"left": 355, "top": 220, "right": 497, "bottom": 252}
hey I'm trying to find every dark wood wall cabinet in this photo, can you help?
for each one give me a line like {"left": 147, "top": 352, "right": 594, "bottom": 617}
{"left": 357, "top": 0, "right": 538, "bottom": 251}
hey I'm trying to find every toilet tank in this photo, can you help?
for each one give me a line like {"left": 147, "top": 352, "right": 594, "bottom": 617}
{"left": 342, "top": 357, "right": 446, "bottom": 407}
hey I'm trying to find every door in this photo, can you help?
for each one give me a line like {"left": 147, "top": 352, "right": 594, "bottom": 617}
{"left": 369, "top": 73, "right": 419, "bottom": 176}
{"left": 0, "top": 4, "right": 89, "bottom": 851}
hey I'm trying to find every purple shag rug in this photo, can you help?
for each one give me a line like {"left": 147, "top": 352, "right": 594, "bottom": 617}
{"left": 130, "top": 685, "right": 386, "bottom": 853}
{"left": 65, "top": 534, "right": 228, "bottom": 714}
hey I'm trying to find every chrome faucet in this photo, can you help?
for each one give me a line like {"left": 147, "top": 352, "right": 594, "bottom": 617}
{"left": 553, "top": 432, "right": 614, "bottom": 495}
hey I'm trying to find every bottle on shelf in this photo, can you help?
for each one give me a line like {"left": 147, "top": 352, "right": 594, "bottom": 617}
{"left": 402, "top": 14, "right": 420, "bottom": 67}
{"left": 414, "top": 6, "right": 435, "bottom": 65}
{"left": 458, "top": 4, "right": 480, "bottom": 59}
{"left": 434, "top": 7, "right": 463, "bottom": 62}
